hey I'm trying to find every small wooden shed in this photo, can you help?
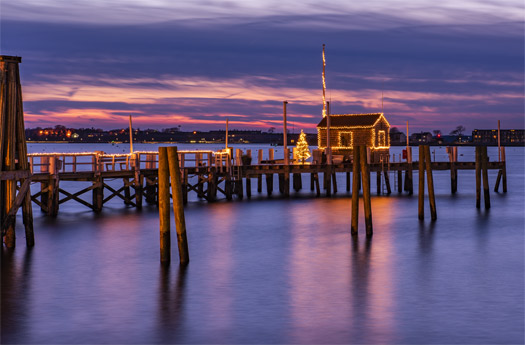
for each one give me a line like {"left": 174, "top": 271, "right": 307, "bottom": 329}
{"left": 317, "top": 112, "right": 390, "bottom": 161}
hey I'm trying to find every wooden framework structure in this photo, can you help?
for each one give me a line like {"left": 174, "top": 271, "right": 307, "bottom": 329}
{"left": 0, "top": 56, "right": 34, "bottom": 247}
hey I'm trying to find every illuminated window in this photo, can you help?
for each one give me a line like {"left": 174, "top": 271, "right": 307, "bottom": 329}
{"left": 339, "top": 132, "right": 353, "bottom": 147}
{"left": 377, "top": 130, "right": 386, "bottom": 147}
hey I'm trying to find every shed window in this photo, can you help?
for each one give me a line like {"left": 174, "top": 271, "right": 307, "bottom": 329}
{"left": 339, "top": 132, "right": 353, "bottom": 147}
{"left": 377, "top": 130, "right": 386, "bottom": 147}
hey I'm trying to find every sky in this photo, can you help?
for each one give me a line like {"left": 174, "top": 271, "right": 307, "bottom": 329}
{"left": 1, "top": 0, "right": 524, "bottom": 133}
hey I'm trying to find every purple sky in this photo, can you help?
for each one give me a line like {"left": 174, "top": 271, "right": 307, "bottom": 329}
{"left": 2, "top": 0, "right": 524, "bottom": 133}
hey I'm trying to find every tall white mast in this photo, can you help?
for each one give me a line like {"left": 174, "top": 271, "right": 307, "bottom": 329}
{"left": 322, "top": 44, "right": 327, "bottom": 117}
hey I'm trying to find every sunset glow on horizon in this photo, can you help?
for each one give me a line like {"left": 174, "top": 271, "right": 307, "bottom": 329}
{"left": 2, "top": 0, "right": 523, "bottom": 133}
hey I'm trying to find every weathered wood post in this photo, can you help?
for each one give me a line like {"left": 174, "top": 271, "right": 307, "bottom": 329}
{"left": 418, "top": 146, "right": 425, "bottom": 220}
{"left": 208, "top": 166, "right": 217, "bottom": 202}
{"left": 158, "top": 147, "right": 170, "bottom": 264}
{"left": 495, "top": 147, "right": 507, "bottom": 193}
{"left": 481, "top": 146, "right": 490, "bottom": 209}
{"left": 40, "top": 156, "right": 50, "bottom": 212}
{"left": 351, "top": 147, "right": 360, "bottom": 236}
{"left": 293, "top": 172, "right": 301, "bottom": 192}
{"left": 325, "top": 166, "right": 332, "bottom": 196}
{"left": 346, "top": 171, "right": 351, "bottom": 192}
{"left": 284, "top": 148, "right": 290, "bottom": 197}
{"left": 501, "top": 147, "right": 507, "bottom": 193}
{"left": 265, "top": 173, "right": 273, "bottom": 196}
{"left": 47, "top": 156, "right": 59, "bottom": 217}
{"left": 257, "top": 150, "right": 263, "bottom": 193}
{"left": 167, "top": 147, "right": 189, "bottom": 265}
{"left": 133, "top": 153, "right": 143, "bottom": 209}
{"left": 92, "top": 152, "right": 104, "bottom": 212}
{"left": 245, "top": 150, "right": 252, "bottom": 198}
{"left": 310, "top": 173, "right": 315, "bottom": 191}
{"left": 359, "top": 146, "right": 373, "bottom": 236}
{"left": 331, "top": 166, "right": 337, "bottom": 194}
{"left": 424, "top": 145, "right": 437, "bottom": 220}
{"left": 447, "top": 147, "right": 458, "bottom": 194}
{"left": 475, "top": 146, "right": 481, "bottom": 208}
{"left": 397, "top": 168, "right": 403, "bottom": 193}
{"left": 1, "top": 55, "right": 35, "bottom": 246}
{"left": 123, "top": 177, "right": 132, "bottom": 205}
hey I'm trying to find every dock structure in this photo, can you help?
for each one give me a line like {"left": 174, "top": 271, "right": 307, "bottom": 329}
{"left": 19, "top": 145, "right": 505, "bottom": 208}
{"left": 1, "top": 143, "right": 509, "bottom": 245}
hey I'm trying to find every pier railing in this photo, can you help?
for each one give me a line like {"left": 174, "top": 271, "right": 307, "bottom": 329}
{"left": 27, "top": 150, "right": 224, "bottom": 174}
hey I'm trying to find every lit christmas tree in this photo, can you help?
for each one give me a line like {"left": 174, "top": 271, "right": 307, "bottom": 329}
{"left": 295, "top": 130, "right": 311, "bottom": 164}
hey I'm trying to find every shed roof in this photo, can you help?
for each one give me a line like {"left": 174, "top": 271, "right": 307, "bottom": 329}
{"left": 317, "top": 113, "right": 384, "bottom": 128}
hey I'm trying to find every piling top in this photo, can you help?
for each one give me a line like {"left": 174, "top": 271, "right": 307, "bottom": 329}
{"left": 0, "top": 56, "right": 22, "bottom": 63}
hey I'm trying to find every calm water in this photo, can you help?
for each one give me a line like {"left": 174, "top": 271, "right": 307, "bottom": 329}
{"left": 2, "top": 144, "right": 524, "bottom": 344}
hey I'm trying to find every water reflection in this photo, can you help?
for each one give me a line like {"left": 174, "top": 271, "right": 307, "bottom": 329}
{"left": 1, "top": 247, "right": 33, "bottom": 344}
{"left": 156, "top": 265, "right": 187, "bottom": 342}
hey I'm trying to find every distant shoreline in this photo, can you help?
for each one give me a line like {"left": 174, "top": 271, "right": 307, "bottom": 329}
{"left": 26, "top": 141, "right": 524, "bottom": 147}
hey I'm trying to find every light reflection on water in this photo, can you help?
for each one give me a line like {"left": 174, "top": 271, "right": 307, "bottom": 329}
{"left": 2, "top": 146, "right": 524, "bottom": 344}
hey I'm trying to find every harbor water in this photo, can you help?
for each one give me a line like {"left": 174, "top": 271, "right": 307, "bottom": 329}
{"left": 2, "top": 144, "right": 524, "bottom": 344}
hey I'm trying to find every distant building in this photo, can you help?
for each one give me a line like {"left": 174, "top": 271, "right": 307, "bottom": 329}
{"left": 472, "top": 129, "right": 524, "bottom": 145}
{"left": 410, "top": 132, "right": 433, "bottom": 144}
{"left": 389, "top": 130, "right": 406, "bottom": 145}
{"left": 317, "top": 113, "right": 390, "bottom": 162}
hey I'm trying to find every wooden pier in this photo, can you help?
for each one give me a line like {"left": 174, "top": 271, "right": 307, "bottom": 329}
{"left": 1, "top": 144, "right": 509, "bottom": 246}
{"left": 4, "top": 146, "right": 507, "bottom": 211}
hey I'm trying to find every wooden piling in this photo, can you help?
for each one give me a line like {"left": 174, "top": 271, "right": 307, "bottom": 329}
{"left": 406, "top": 147, "right": 413, "bottom": 194}
{"left": 236, "top": 176, "right": 244, "bottom": 200}
{"left": 284, "top": 165, "right": 290, "bottom": 197}
{"left": 278, "top": 173, "right": 284, "bottom": 194}
{"left": 167, "top": 147, "right": 189, "bottom": 265}
{"left": 314, "top": 172, "right": 320, "bottom": 197}
{"left": 501, "top": 147, "right": 507, "bottom": 193}
{"left": 0, "top": 56, "right": 34, "bottom": 246}
{"left": 257, "top": 174, "right": 262, "bottom": 193}
{"left": 346, "top": 171, "right": 350, "bottom": 192}
{"left": 475, "top": 146, "right": 481, "bottom": 209}
{"left": 494, "top": 170, "right": 503, "bottom": 193}
{"left": 158, "top": 147, "right": 171, "bottom": 264}
{"left": 418, "top": 146, "right": 425, "bottom": 220}
{"left": 92, "top": 176, "right": 103, "bottom": 212}
{"left": 383, "top": 171, "right": 391, "bottom": 194}
{"left": 310, "top": 173, "right": 315, "bottom": 191}
{"left": 351, "top": 147, "right": 360, "bottom": 236}
{"left": 246, "top": 176, "right": 252, "bottom": 198}
{"left": 331, "top": 168, "right": 337, "bottom": 194}
{"left": 265, "top": 173, "right": 273, "bottom": 196}
{"left": 397, "top": 169, "right": 402, "bottom": 193}
{"left": 225, "top": 173, "right": 233, "bottom": 201}
{"left": 123, "top": 177, "right": 132, "bottom": 205}
{"left": 424, "top": 145, "right": 437, "bottom": 221}
{"left": 481, "top": 146, "right": 490, "bottom": 209}
{"left": 359, "top": 146, "right": 373, "bottom": 236}
{"left": 208, "top": 167, "right": 217, "bottom": 202}
{"left": 325, "top": 166, "right": 332, "bottom": 196}
{"left": 293, "top": 173, "right": 301, "bottom": 192}
{"left": 135, "top": 174, "right": 144, "bottom": 209}
{"left": 47, "top": 157, "right": 59, "bottom": 217}
{"left": 376, "top": 171, "right": 381, "bottom": 195}
{"left": 448, "top": 147, "right": 458, "bottom": 194}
